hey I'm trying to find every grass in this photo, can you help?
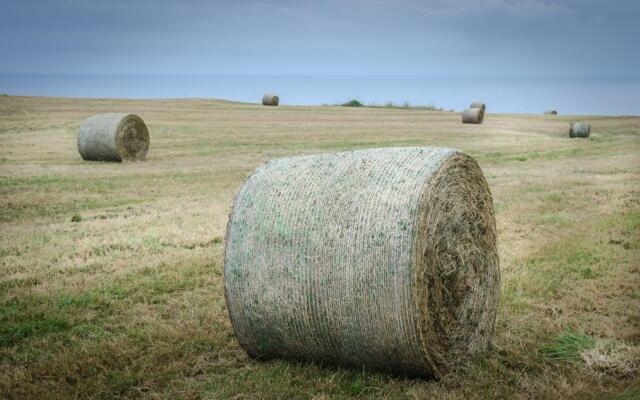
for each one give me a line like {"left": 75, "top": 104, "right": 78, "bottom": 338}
{"left": 541, "top": 329, "right": 595, "bottom": 362}
{"left": 0, "top": 95, "right": 639, "bottom": 399}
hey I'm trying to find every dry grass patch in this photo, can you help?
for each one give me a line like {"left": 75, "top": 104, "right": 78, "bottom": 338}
{"left": 0, "top": 95, "right": 639, "bottom": 399}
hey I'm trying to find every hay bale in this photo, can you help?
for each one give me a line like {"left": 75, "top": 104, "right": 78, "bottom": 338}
{"left": 470, "top": 102, "right": 486, "bottom": 113}
{"left": 224, "top": 147, "right": 500, "bottom": 377}
{"left": 262, "top": 94, "right": 279, "bottom": 106}
{"left": 462, "top": 108, "right": 484, "bottom": 124}
{"left": 77, "top": 113, "right": 149, "bottom": 161}
{"left": 570, "top": 122, "right": 590, "bottom": 138}
{"left": 544, "top": 110, "right": 558, "bottom": 115}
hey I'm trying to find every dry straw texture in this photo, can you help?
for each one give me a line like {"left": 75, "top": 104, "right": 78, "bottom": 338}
{"left": 262, "top": 94, "right": 280, "bottom": 106}
{"left": 462, "top": 108, "right": 484, "bottom": 124}
{"left": 224, "top": 147, "right": 500, "bottom": 378}
{"left": 581, "top": 340, "right": 640, "bottom": 379}
{"left": 570, "top": 122, "right": 591, "bottom": 138}
{"left": 77, "top": 113, "right": 149, "bottom": 161}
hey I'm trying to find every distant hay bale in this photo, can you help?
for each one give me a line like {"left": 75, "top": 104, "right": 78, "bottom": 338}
{"left": 77, "top": 113, "right": 149, "bottom": 161}
{"left": 462, "top": 108, "right": 484, "bottom": 124}
{"left": 262, "top": 94, "right": 279, "bottom": 106}
{"left": 570, "top": 122, "right": 590, "bottom": 138}
{"left": 470, "top": 102, "right": 486, "bottom": 113}
{"left": 544, "top": 110, "right": 558, "bottom": 115}
{"left": 224, "top": 147, "right": 500, "bottom": 378}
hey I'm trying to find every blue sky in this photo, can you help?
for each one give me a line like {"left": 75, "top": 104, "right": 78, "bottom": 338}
{"left": 1, "top": 0, "right": 638, "bottom": 76}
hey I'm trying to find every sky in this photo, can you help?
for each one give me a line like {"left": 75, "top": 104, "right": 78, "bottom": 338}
{"left": 1, "top": 0, "right": 639, "bottom": 77}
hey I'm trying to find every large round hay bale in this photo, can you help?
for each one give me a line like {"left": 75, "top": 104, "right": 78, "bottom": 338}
{"left": 462, "top": 108, "right": 484, "bottom": 124}
{"left": 77, "top": 113, "right": 149, "bottom": 161}
{"left": 570, "top": 122, "right": 590, "bottom": 138}
{"left": 544, "top": 110, "right": 558, "bottom": 115}
{"left": 470, "top": 102, "right": 486, "bottom": 112}
{"left": 262, "top": 94, "right": 279, "bottom": 106}
{"left": 224, "top": 147, "right": 500, "bottom": 377}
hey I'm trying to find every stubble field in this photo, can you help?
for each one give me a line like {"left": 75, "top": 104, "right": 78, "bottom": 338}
{"left": 0, "top": 95, "right": 639, "bottom": 399}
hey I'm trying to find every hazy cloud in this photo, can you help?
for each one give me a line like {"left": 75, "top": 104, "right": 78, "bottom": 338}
{"left": 0, "top": 0, "right": 637, "bottom": 76}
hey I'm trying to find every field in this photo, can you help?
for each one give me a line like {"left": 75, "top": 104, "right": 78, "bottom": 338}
{"left": 0, "top": 95, "right": 639, "bottom": 399}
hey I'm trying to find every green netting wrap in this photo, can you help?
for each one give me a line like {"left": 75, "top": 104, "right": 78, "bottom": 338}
{"left": 77, "top": 113, "right": 150, "bottom": 162}
{"left": 224, "top": 147, "right": 500, "bottom": 377}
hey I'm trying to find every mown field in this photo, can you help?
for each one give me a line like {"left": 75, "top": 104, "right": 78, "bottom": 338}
{"left": 0, "top": 95, "right": 639, "bottom": 399}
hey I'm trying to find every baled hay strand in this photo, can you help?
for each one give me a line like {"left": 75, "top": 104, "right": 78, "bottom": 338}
{"left": 78, "top": 113, "right": 149, "bottom": 161}
{"left": 544, "top": 110, "right": 558, "bottom": 115}
{"left": 570, "top": 122, "right": 590, "bottom": 138}
{"left": 470, "top": 102, "right": 486, "bottom": 112}
{"left": 224, "top": 147, "right": 500, "bottom": 378}
{"left": 462, "top": 108, "right": 484, "bottom": 124}
{"left": 262, "top": 94, "right": 280, "bottom": 106}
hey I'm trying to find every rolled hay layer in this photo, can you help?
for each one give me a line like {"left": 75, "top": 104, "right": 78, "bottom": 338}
{"left": 224, "top": 147, "right": 500, "bottom": 378}
{"left": 462, "top": 108, "right": 484, "bottom": 124}
{"left": 544, "top": 110, "right": 558, "bottom": 115}
{"left": 78, "top": 113, "right": 149, "bottom": 161}
{"left": 262, "top": 94, "right": 279, "bottom": 106}
{"left": 470, "top": 102, "right": 486, "bottom": 113}
{"left": 570, "top": 122, "right": 591, "bottom": 138}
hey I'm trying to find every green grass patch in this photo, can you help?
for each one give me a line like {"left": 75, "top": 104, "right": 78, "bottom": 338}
{"left": 0, "top": 260, "right": 214, "bottom": 349}
{"left": 499, "top": 283, "right": 533, "bottom": 316}
{"left": 0, "top": 286, "right": 122, "bottom": 348}
{"left": 503, "top": 245, "right": 603, "bottom": 305}
{"left": 143, "top": 237, "right": 163, "bottom": 253}
{"left": 345, "top": 378, "right": 380, "bottom": 397}
{"left": 597, "top": 210, "right": 640, "bottom": 250}
{"left": 541, "top": 328, "right": 595, "bottom": 362}
{"left": 193, "top": 137, "right": 433, "bottom": 157}
{"left": 0, "top": 276, "right": 40, "bottom": 292}
{"left": 621, "top": 210, "right": 640, "bottom": 231}
{"left": 0, "top": 297, "right": 73, "bottom": 347}
{"left": 0, "top": 196, "right": 151, "bottom": 223}
{"left": 481, "top": 147, "right": 587, "bottom": 164}
{"left": 535, "top": 212, "right": 570, "bottom": 227}
{"left": 0, "top": 317, "right": 70, "bottom": 347}
{"left": 493, "top": 201, "right": 508, "bottom": 214}
{"left": 57, "top": 286, "right": 126, "bottom": 310}
{"left": 0, "top": 175, "right": 116, "bottom": 191}
{"left": 628, "top": 288, "right": 640, "bottom": 300}
{"left": 133, "top": 263, "right": 211, "bottom": 298}
{"left": 597, "top": 210, "right": 640, "bottom": 231}
{"left": 544, "top": 193, "right": 563, "bottom": 202}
